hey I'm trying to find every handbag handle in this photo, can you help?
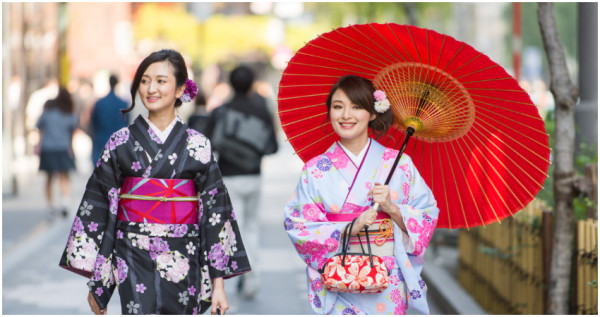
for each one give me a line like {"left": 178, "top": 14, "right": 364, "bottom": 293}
{"left": 342, "top": 218, "right": 375, "bottom": 268}
{"left": 341, "top": 217, "right": 358, "bottom": 266}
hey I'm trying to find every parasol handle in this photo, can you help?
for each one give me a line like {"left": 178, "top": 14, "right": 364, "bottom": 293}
{"left": 371, "top": 202, "right": 380, "bottom": 211}
{"left": 384, "top": 127, "right": 415, "bottom": 185}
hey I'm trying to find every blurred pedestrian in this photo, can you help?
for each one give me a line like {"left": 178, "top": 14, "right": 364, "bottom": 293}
{"left": 36, "top": 86, "right": 78, "bottom": 218}
{"left": 284, "top": 75, "right": 439, "bottom": 314}
{"left": 58, "top": 49, "right": 250, "bottom": 315}
{"left": 203, "top": 65, "right": 278, "bottom": 299}
{"left": 187, "top": 90, "right": 209, "bottom": 132}
{"left": 89, "top": 74, "right": 129, "bottom": 163}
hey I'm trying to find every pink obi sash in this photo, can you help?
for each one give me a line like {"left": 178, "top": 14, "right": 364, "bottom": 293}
{"left": 326, "top": 212, "right": 395, "bottom": 248}
{"left": 118, "top": 177, "right": 198, "bottom": 224}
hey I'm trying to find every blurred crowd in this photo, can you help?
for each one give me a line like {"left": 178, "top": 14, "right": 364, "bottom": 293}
{"left": 23, "top": 63, "right": 278, "bottom": 222}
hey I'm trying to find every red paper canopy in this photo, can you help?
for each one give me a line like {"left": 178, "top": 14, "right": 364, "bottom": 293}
{"left": 278, "top": 23, "right": 551, "bottom": 229}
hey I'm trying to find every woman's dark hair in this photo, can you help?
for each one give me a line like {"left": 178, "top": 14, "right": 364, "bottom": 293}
{"left": 44, "top": 87, "right": 74, "bottom": 114}
{"left": 325, "top": 75, "right": 393, "bottom": 139}
{"left": 122, "top": 49, "right": 188, "bottom": 114}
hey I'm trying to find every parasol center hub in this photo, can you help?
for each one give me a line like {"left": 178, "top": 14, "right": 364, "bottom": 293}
{"left": 404, "top": 116, "right": 424, "bottom": 131}
{"left": 373, "top": 62, "right": 475, "bottom": 142}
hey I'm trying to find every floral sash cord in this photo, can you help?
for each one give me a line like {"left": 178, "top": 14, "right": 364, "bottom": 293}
{"left": 284, "top": 140, "right": 439, "bottom": 315}
{"left": 59, "top": 116, "right": 250, "bottom": 314}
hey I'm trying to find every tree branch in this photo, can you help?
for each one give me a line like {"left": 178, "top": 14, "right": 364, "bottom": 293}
{"left": 537, "top": 3, "right": 579, "bottom": 108}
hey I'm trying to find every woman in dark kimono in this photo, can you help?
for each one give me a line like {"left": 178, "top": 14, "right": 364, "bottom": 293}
{"left": 59, "top": 49, "right": 250, "bottom": 315}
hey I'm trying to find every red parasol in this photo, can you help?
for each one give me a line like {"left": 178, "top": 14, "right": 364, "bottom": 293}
{"left": 277, "top": 23, "right": 551, "bottom": 229}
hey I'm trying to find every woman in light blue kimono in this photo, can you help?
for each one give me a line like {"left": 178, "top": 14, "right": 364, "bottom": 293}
{"left": 284, "top": 75, "right": 439, "bottom": 315}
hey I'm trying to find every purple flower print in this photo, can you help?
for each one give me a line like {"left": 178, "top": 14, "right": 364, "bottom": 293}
{"left": 172, "top": 224, "right": 187, "bottom": 238}
{"left": 115, "top": 257, "right": 129, "bottom": 283}
{"left": 312, "top": 295, "right": 322, "bottom": 308}
{"left": 419, "top": 279, "right": 426, "bottom": 289}
{"left": 148, "top": 128, "right": 162, "bottom": 144}
{"left": 209, "top": 188, "right": 218, "bottom": 197}
{"left": 410, "top": 289, "right": 421, "bottom": 299}
{"left": 188, "top": 286, "right": 196, "bottom": 296}
{"left": 95, "top": 287, "right": 103, "bottom": 296}
{"left": 231, "top": 261, "right": 238, "bottom": 270}
{"left": 342, "top": 307, "right": 357, "bottom": 315}
{"left": 398, "top": 269, "right": 405, "bottom": 281}
{"left": 193, "top": 307, "right": 198, "bottom": 315}
{"left": 72, "top": 217, "right": 84, "bottom": 235}
{"left": 88, "top": 222, "right": 98, "bottom": 232}
{"left": 316, "top": 158, "right": 332, "bottom": 172}
{"left": 136, "top": 283, "right": 146, "bottom": 293}
{"left": 131, "top": 161, "right": 142, "bottom": 172}
{"left": 117, "top": 230, "right": 124, "bottom": 239}
{"left": 313, "top": 279, "right": 323, "bottom": 291}
{"left": 208, "top": 243, "right": 229, "bottom": 271}
{"left": 109, "top": 188, "right": 119, "bottom": 215}
{"left": 284, "top": 218, "right": 294, "bottom": 231}
{"left": 106, "top": 129, "right": 129, "bottom": 151}
{"left": 330, "top": 230, "right": 341, "bottom": 240}
{"left": 142, "top": 166, "right": 152, "bottom": 178}
{"left": 148, "top": 237, "right": 170, "bottom": 260}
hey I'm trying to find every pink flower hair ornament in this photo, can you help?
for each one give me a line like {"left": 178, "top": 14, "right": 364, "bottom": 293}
{"left": 180, "top": 79, "right": 198, "bottom": 103}
{"left": 373, "top": 89, "right": 390, "bottom": 113}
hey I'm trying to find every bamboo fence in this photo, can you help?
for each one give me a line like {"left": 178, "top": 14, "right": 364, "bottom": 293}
{"left": 576, "top": 218, "right": 598, "bottom": 314}
{"left": 458, "top": 199, "right": 598, "bottom": 314}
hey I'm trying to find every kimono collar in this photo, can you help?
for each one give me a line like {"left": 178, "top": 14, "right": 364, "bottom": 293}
{"left": 143, "top": 115, "right": 181, "bottom": 143}
{"left": 337, "top": 139, "right": 371, "bottom": 168}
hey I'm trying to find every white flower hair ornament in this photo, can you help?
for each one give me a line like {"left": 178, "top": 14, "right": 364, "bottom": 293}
{"left": 373, "top": 89, "right": 390, "bottom": 113}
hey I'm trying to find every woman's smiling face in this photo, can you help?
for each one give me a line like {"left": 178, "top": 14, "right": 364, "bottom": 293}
{"left": 138, "top": 60, "right": 184, "bottom": 114}
{"left": 329, "top": 88, "right": 375, "bottom": 143}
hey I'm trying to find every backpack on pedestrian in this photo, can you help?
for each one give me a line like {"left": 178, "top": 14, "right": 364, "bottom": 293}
{"left": 210, "top": 105, "right": 276, "bottom": 172}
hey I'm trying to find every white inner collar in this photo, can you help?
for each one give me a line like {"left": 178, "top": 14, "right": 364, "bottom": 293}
{"left": 143, "top": 115, "right": 179, "bottom": 143}
{"left": 338, "top": 139, "right": 371, "bottom": 167}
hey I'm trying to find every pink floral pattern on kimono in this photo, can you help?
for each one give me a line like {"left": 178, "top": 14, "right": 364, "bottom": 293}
{"left": 407, "top": 216, "right": 437, "bottom": 256}
{"left": 284, "top": 139, "right": 439, "bottom": 315}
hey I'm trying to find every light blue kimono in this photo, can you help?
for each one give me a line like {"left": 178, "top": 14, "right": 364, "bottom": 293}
{"left": 284, "top": 139, "right": 439, "bottom": 314}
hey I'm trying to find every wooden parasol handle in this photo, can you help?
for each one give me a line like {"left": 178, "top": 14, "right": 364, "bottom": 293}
{"left": 384, "top": 127, "right": 416, "bottom": 185}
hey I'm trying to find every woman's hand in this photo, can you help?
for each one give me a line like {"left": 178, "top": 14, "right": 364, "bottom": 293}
{"left": 368, "top": 182, "right": 396, "bottom": 214}
{"left": 211, "top": 277, "right": 229, "bottom": 315}
{"left": 88, "top": 291, "right": 106, "bottom": 315}
{"left": 349, "top": 207, "right": 377, "bottom": 236}
{"left": 367, "top": 182, "right": 408, "bottom": 234}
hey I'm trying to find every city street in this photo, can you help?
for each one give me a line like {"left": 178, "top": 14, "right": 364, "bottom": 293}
{"left": 2, "top": 142, "right": 448, "bottom": 315}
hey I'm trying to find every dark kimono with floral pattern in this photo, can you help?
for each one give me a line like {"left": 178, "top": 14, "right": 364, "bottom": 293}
{"left": 59, "top": 116, "right": 250, "bottom": 314}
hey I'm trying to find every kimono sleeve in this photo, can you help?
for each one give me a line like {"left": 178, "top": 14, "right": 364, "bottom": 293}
{"left": 195, "top": 145, "right": 250, "bottom": 280}
{"left": 394, "top": 156, "right": 440, "bottom": 257}
{"left": 58, "top": 128, "right": 127, "bottom": 309}
{"left": 283, "top": 163, "right": 346, "bottom": 271}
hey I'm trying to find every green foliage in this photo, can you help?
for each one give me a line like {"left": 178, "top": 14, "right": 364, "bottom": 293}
{"left": 502, "top": 2, "right": 577, "bottom": 79}
{"left": 536, "top": 108, "right": 598, "bottom": 220}
{"left": 575, "top": 141, "right": 598, "bottom": 172}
